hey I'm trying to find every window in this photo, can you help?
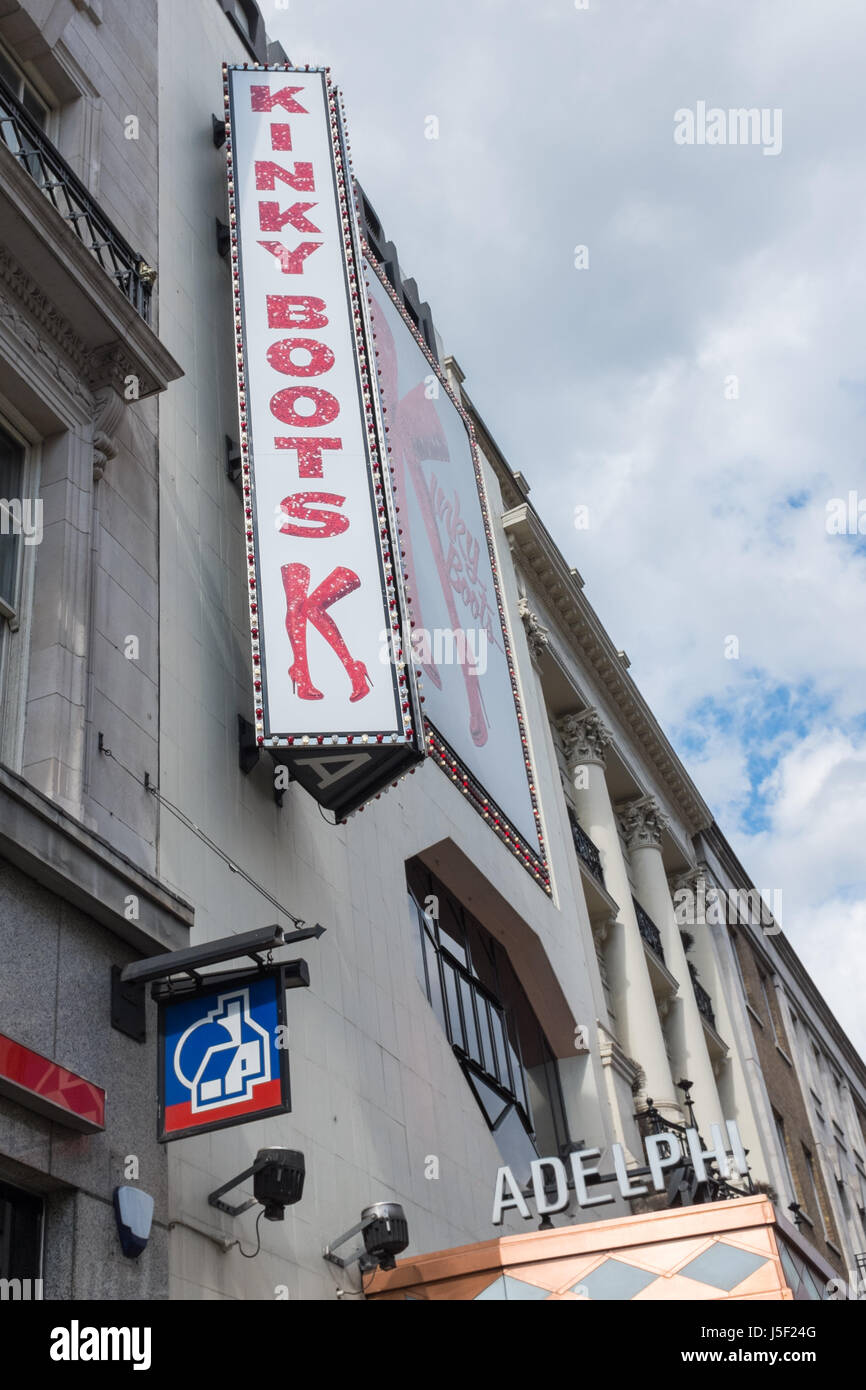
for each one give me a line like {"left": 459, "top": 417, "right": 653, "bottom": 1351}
{"left": 758, "top": 972, "right": 780, "bottom": 1043}
{"left": 832, "top": 1122, "right": 847, "bottom": 1157}
{"left": 773, "top": 1112, "right": 799, "bottom": 1206}
{"left": 0, "top": 424, "right": 27, "bottom": 618}
{"left": 729, "top": 932, "right": 749, "bottom": 999}
{"left": 856, "top": 1166, "right": 866, "bottom": 1234}
{"left": 407, "top": 861, "right": 569, "bottom": 1186}
{"left": 810, "top": 1090, "right": 825, "bottom": 1127}
{"left": 0, "top": 44, "right": 48, "bottom": 129}
{"left": 0, "top": 1180, "right": 42, "bottom": 1288}
{"left": 837, "top": 1180, "right": 852, "bottom": 1223}
{"left": 802, "top": 1147, "right": 828, "bottom": 1238}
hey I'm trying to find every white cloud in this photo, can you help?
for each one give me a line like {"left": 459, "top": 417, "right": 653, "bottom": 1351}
{"left": 272, "top": 0, "right": 866, "bottom": 1055}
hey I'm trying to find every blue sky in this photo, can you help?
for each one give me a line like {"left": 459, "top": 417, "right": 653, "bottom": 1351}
{"left": 273, "top": 0, "right": 866, "bottom": 1054}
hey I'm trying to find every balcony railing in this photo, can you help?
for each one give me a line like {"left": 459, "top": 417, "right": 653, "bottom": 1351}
{"left": 568, "top": 810, "right": 604, "bottom": 884}
{"left": 633, "top": 896, "right": 665, "bottom": 962}
{"left": 0, "top": 72, "right": 153, "bottom": 322}
{"left": 689, "top": 963, "right": 716, "bottom": 1028}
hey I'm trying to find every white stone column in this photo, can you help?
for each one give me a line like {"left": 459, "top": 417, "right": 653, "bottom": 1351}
{"left": 558, "top": 710, "right": 681, "bottom": 1123}
{"left": 620, "top": 799, "right": 724, "bottom": 1134}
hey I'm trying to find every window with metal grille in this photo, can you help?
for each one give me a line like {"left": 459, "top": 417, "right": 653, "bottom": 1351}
{"left": 407, "top": 861, "right": 569, "bottom": 1185}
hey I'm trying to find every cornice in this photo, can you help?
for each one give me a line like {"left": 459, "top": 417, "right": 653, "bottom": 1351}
{"left": 0, "top": 282, "right": 93, "bottom": 410}
{"left": 0, "top": 243, "right": 90, "bottom": 372}
{"left": 501, "top": 501, "right": 713, "bottom": 836}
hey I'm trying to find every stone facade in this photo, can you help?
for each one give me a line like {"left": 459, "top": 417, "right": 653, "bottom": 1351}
{"left": 0, "top": 0, "right": 863, "bottom": 1304}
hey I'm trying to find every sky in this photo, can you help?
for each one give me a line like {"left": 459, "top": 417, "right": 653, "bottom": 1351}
{"left": 270, "top": 0, "right": 866, "bottom": 1057}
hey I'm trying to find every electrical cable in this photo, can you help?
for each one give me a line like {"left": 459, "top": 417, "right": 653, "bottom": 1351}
{"left": 98, "top": 741, "right": 305, "bottom": 928}
{"left": 237, "top": 1209, "right": 265, "bottom": 1259}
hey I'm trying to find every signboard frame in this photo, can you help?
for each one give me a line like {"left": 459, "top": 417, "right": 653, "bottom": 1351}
{"left": 362, "top": 245, "right": 550, "bottom": 891}
{"left": 222, "top": 63, "right": 424, "bottom": 820}
{"left": 157, "top": 964, "right": 291, "bottom": 1144}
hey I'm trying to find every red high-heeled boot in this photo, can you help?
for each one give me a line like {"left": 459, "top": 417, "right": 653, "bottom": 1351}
{"left": 304, "top": 566, "right": 373, "bottom": 702}
{"left": 281, "top": 562, "right": 324, "bottom": 699}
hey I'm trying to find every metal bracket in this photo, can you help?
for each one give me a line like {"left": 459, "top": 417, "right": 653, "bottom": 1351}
{"left": 216, "top": 217, "right": 231, "bottom": 259}
{"left": 119, "top": 922, "right": 324, "bottom": 988}
{"left": 208, "top": 1153, "right": 269, "bottom": 1218}
{"left": 151, "top": 957, "right": 310, "bottom": 1003}
{"left": 212, "top": 114, "right": 227, "bottom": 148}
{"left": 238, "top": 714, "right": 260, "bottom": 775}
{"left": 322, "top": 1214, "right": 376, "bottom": 1270}
{"left": 226, "top": 434, "right": 242, "bottom": 489}
{"left": 111, "top": 965, "right": 146, "bottom": 1043}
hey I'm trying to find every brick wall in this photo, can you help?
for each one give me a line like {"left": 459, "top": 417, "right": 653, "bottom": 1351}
{"left": 730, "top": 929, "right": 843, "bottom": 1273}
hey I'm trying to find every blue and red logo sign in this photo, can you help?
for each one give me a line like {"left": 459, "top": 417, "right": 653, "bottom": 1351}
{"left": 158, "top": 971, "right": 290, "bottom": 1142}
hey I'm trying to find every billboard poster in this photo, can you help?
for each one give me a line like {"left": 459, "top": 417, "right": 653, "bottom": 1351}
{"left": 223, "top": 65, "right": 423, "bottom": 817}
{"left": 363, "top": 252, "right": 548, "bottom": 888}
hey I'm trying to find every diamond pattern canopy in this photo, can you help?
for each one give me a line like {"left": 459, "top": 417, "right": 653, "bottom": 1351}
{"left": 575, "top": 1258, "right": 657, "bottom": 1301}
{"left": 679, "top": 1242, "right": 768, "bottom": 1291}
{"left": 475, "top": 1275, "right": 550, "bottom": 1301}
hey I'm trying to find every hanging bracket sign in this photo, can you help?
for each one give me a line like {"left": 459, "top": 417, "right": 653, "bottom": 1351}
{"left": 223, "top": 63, "right": 424, "bottom": 818}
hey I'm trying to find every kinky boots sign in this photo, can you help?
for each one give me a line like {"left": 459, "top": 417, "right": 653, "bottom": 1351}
{"left": 224, "top": 65, "right": 423, "bottom": 818}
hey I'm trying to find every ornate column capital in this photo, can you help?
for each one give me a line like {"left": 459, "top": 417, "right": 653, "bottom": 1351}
{"left": 517, "top": 596, "right": 549, "bottom": 665}
{"left": 615, "top": 794, "right": 669, "bottom": 850}
{"left": 670, "top": 861, "right": 714, "bottom": 894}
{"left": 557, "top": 707, "right": 611, "bottom": 768}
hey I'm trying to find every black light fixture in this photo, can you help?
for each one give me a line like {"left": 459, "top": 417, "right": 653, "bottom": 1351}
{"left": 208, "top": 1148, "right": 305, "bottom": 1221}
{"left": 788, "top": 1201, "right": 804, "bottom": 1229}
{"left": 677, "top": 1078, "right": 698, "bottom": 1129}
{"left": 324, "top": 1202, "right": 410, "bottom": 1273}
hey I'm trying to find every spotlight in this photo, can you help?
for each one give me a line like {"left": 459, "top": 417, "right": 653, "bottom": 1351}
{"left": 323, "top": 1201, "right": 410, "bottom": 1273}
{"left": 254, "top": 1148, "right": 306, "bottom": 1221}
{"left": 208, "top": 1148, "right": 305, "bottom": 1220}
{"left": 361, "top": 1202, "right": 409, "bottom": 1271}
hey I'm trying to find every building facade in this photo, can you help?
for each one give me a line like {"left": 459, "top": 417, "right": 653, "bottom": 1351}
{"left": 0, "top": 0, "right": 863, "bottom": 1302}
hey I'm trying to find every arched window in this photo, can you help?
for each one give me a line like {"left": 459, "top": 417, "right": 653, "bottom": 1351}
{"left": 407, "top": 860, "right": 569, "bottom": 1185}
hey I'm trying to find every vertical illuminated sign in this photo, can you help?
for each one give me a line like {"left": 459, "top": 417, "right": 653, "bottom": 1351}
{"left": 223, "top": 65, "right": 423, "bottom": 817}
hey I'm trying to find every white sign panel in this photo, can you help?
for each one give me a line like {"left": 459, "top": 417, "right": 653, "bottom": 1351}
{"left": 224, "top": 66, "right": 423, "bottom": 815}
{"left": 364, "top": 256, "right": 547, "bottom": 880}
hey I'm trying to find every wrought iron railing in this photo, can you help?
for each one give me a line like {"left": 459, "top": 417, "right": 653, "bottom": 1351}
{"left": 633, "top": 896, "right": 665, "bottom": 962}
{"left": 634, "top": 1099, "right": 755, "bottom": 1204}
{"left": 0, "top": 71, "right": 153, "bottom": 321}
{"left": 568, "top": 810, "right": 604, "bottom": 883}
{"left": 689, "top": 963, "right": 716, "bottom": 1028}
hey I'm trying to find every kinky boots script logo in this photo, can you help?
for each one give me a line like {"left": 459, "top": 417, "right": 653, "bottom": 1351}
{"left": 241, "top": 77, "right": 371, "bottom": 710}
